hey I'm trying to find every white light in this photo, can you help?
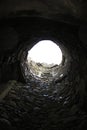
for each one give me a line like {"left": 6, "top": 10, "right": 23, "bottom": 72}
{"left": 27, "top": 40, "right": 62, "bottom": 65}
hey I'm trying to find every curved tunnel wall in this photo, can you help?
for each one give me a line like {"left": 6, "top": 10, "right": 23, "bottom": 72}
{"left": 0, "top": 15, "right": 87, "bottom": 130}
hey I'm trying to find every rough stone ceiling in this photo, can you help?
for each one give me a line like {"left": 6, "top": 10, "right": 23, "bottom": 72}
{"left": 0, "top": 0, "right": 87, "bottom": 22}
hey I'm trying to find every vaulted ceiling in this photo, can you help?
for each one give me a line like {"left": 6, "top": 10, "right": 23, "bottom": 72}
{"left": 0, "top": 0, "right": 87, "bottom": 22}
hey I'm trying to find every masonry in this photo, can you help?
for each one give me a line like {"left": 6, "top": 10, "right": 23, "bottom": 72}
{"left": 0, "top": 1, "right": 87, "bottom": 130}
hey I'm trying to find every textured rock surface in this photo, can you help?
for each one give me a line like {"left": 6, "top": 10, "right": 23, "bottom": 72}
{"left": 0, "top": 80, "right": 87, "bottom": 130}
{"left": 0, "top": 2, "right": 87, "bottom": 129}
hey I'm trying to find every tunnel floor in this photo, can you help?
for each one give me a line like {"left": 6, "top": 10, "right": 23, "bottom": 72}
{"left": 0, "top": 80, "right": 87, "bottom": 130}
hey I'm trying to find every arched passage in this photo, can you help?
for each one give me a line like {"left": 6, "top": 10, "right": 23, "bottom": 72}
{"left": 27, "top": 40, "right": 63, "bottom": 78}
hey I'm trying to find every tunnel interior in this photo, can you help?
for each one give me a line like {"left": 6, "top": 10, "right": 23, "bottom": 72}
{"left": 0, "top": 13, "right": 87, "bottom": 130}
{"left": 26, "top": 40, "right": 63, "bottom": 79}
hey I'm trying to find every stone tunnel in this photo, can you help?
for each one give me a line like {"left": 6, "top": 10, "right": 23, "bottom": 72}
{"left": 0, "top": 0, "right": 87, "bottom": 130}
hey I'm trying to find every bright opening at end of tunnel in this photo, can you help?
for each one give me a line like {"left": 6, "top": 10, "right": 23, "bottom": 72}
{"left": 27, "top": 40, "right": 62, "bottom": 66}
